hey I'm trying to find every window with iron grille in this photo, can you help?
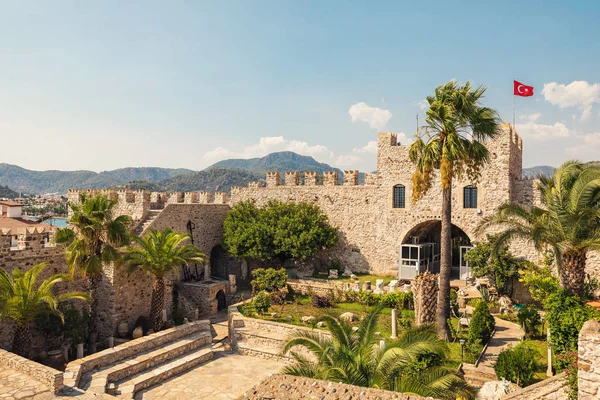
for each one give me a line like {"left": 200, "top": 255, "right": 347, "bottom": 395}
{"left": 464, "top": 186, "right": 478, "bottom": 208}
{"left": 393, "top": 184, "right": 406, "bottom": 208}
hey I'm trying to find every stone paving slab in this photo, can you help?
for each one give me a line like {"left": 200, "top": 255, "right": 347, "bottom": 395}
{"left": 0, "top": 368, "right": 53, "bottom": 400}
{"left": 134, "top": 351, "right": 283, "bottom": 400}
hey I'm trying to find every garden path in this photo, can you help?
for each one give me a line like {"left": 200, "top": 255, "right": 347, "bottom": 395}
{"left": 478, "top": 317, "right": 525, "bottom": 369}
{"left": 134, "top": 349, "right": 283, "bottom": 400}
{"left": 0, "top": 368, "right": 53, "bottom": 400}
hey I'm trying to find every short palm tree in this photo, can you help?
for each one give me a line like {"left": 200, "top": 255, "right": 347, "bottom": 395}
{"left": 282, "top": 308, "right": 475, "bottom": 400}
{"left": 55, "top": 193, "right": 131, "bottom": 353}
{"left": 478, "top": 161, "right": 600, "bottom": 296}
{"left": 120, "top": 228, "right": 207, "bottom": 332}
{"left": 410, "top": 80, "right": 500, "bottom": 339}
{"left": 0, "top": 263, "right": 90, "bottom": 358}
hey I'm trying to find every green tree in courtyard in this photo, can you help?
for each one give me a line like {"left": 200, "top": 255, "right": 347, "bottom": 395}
{"left": 282, "top": 308, "right": 476, "bottom": 400}
{"left": 410, "top": 81, "right": 500, "bottom": 339}
{"left": 55, "top": 193, "right": 131, "bottom": 353}
{"left": 120, "top": 228, "right": 207, "bottom": 332}
{"left": 478, "top": 160, "right": 600, "bottom": 296}
{"left": 223, "top": 200, "right": 338, "bottom": 266}
{"left": 0, "top": 263, "right": 90, "bottom": 358}
{"left": 463, "top": 235, "right": 522, "bottom": 296}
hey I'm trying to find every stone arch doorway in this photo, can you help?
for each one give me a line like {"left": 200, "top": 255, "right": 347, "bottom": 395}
{"left": 215, "top": 289, "right": 227, "bottom": 311}
{"left": 399, "top": 220, "right": 472, "bottom": 280}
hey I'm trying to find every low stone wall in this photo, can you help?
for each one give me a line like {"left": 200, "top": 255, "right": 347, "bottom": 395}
{"left": 0, "top": 348, "right": 63, "bottom": 394}
{"left": 64, "top": 320, "right": 210, "bottom": 388}
{"left": 500, "top": 373, "right": 567, "bottom": 400}
{"left": 579, "top": 319, "right": 600, "bottom": 399}
{"left": 287, "top": 278, "right": 354, "bottom": 297}
{"left": 239, "top": 374, "right": 427, "bottom": 400}
{"left": 177, "top": 280, "right": 229, "bottom": 320}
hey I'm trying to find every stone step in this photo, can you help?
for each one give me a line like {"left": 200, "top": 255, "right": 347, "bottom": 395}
{"left": 85, "top": 331, "right": 212, "bottom": 393}
{"left": 113, "top": 346, "right": 214, "bottom": 399}
{"left": 464, "top": 374, "right": 494, "bottom": 388}
{"left": 235, "top": 328, "right": 287, "bottom": 350}
{"left": 237, "top": 341, "right": 290, "bottom": 363}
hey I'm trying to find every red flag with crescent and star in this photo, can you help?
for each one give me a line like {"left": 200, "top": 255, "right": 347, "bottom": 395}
{"left": 514, "top": 80, "right": 534, "bottom": 97}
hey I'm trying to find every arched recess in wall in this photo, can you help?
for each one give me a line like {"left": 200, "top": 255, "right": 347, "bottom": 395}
{"left": 215, "top": 289, "right": 227, "bottom": 311}
{"left": 401, "top": 220, "right": 472, "bottom": 279}
{"left": 209, "top": 244, "right": 242, "bottom": 281}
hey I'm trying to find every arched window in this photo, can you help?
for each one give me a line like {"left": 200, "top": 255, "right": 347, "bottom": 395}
{"left": 464, "top": 186, "right": 478, "bottom": 208}
{"left": 393, "top": 184, "right": 406, "bottom": 208}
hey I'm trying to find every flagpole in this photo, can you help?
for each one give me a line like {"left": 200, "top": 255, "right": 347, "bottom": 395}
{"left": 512, "top": 78, "right": 516, "bottom": 131}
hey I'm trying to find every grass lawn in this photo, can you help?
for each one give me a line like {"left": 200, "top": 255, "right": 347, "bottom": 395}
{"left": 242, "top": 295, "right": 414, "bottom": 339}
{"left": 311, "top": 273, "right": 396, "bottom": 285}
{"left": 526, "top": 339, "right": 550, "bottom": 383}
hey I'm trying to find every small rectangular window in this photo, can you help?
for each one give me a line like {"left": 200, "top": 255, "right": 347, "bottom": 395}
{"left": 393, "top": 185, "right": 406, "bottom": 208}
{"left": 464, "top": 186, "right": 478, "bottom": 208}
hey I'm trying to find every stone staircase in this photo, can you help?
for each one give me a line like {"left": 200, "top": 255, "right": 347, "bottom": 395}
{"left": 64, "top": 321, "right": 213, "bottom": 399}
{"left": 133, "top": 210, "right": 162, "bottom": 236}
{"left": 461, "top": 363, "right": 498, "bottom": 387}
{"left": 234, "top": 327, "right": 291, "bottom": 362}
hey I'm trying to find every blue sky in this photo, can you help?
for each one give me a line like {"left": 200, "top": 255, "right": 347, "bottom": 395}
{"left": 1, "top": 1, "right": 599, "bottom": 171}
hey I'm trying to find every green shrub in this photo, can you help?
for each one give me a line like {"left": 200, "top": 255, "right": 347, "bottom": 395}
{"left": 545, "top": 289, "right": 600, "bottom": 364}
{"left": 311, "top": 294, "right": 333, "bottom": 308}
{"left": 494, "top": 342, "right": 538, "bottom": 387}
{"left": 517, "top": 307, "right": 541, "bottom": 337}
{"left": 468, "top": 300, "right": 495, "bottom": 344}
{"left": 251, "top": 268, "right": 287, "bottom": 293}
{"left": 519, "top": 262, "right": 559, "bottom": 304}
{"left": 253, "top": 291, "right": 272, "bottom": 314}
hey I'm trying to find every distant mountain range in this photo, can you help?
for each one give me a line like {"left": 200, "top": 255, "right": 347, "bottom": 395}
{"left": 0, "top": 153, "right": 561, "bottom": 197}
{"left": 0, "top": 185, "right": 19, "bottom": 199}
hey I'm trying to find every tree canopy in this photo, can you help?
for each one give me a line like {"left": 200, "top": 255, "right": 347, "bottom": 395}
{"left": 223, "top": 200, "right": 338, "bottom": 265}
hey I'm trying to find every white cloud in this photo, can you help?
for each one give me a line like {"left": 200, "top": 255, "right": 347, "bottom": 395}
{"left": 518, "top": 121, "right": 571, "bottom": 140}
{"left": 203, "top": 136, "right": 334, "bottom": 164}
{"left": 335, "top": 155, "right": 362, "bottom": 167}
{"left": 352, "top": 140, "right": 378, "bottom": 154}
{"left": 542, "top": 81, "right": 600, "bottom": 121}
{"left": 348, "top": 102, "right": 392, "bottom": 130}
{"left": 519, "top": 112, "right": 541, "bottom": 123}
{"left": 565, "top": 132, "right": 600, "bottom": 158}
{"left": 416, "top": 100, "right": 428, "bottom": 110}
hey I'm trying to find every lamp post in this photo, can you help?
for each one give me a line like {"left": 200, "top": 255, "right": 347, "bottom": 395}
{"left": 459, "top": 339, "right": 466, "bottom": 363}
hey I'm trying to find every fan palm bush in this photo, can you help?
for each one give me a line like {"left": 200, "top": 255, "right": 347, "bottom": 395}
{"left": 0, "top": 263, "right": 90, "bottom": 358}
{"left": 410, "top": 81, "right": 500, "bottom": 339}
{"left": 56, "top": 193, "right": 131, "bottom": 353}
{"left": 478, "top": 161, "right": 600, "bottom": 296}
{"left": 120, "top": 228, "right": 207, "bottom": 332}
{"left": 282, "top": 307, "right": 475, "bottom": 399}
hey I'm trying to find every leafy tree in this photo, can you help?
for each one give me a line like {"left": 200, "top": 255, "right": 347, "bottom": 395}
{"left": 0, "top": 264, "right": 90, "bottom": 358}
{"left": 519, "top": 257, "right": 560, "bottom": 304}
{"left": 282, "top": 308, "right": 475, "bottom": 399}
{"left": 410, "top": 81, "right": 500, "bottom": 339}
{"left": 544, "top": 289, "right": 600, "bottom": 363}
{"left": 250, "top": 268, "right": 287, "bottom": 293}
{"left": 464, "top": 235, "right": 522, "bottom": 296}
{"left": 517, "top": 307, "right": 541, "bottom": 337}
{"left": 55, "top": 193, "right": 131, "bottom": 353}
{"left": 494, "top": 342, "right": 538, "bottom": 387}
{"left": 223, "top": 200, "right": 338, "bottom": 266}
{"left": 478, "top": 161, "right": 600, "bottom": 296}
{"left": 468, "top": 300, "right": 495, "bottom": 344}
{"left": 120, "top": 228, "right": 207, "bottom": 332}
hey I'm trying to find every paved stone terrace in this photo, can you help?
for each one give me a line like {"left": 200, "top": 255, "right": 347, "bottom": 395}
{"left": 0, "top": 368, "right": 53, "bottom": 400}
{"left": 479, "top": 317, "right": 525, "bottom": 369}
{"left": 134, "top": 350, "right": 283, "bottom": 400}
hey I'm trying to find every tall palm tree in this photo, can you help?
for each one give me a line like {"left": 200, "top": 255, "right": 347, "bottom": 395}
{"left": 120, "top": 228, "right": 207, "bottom": 332}
{"left": 55, "top": 193, "right": 131, "bottom": 353}
{"left": 410, "top": 81, "right": 500, "bottom": 339}
{"left": 282, "top": 308, "right": 475, "bottom": 400}
{"left": 0, "top": 263, "right": 90, "bottom": 358}
{"left": 478, "top": 161, "right": 600, "bottom": 296}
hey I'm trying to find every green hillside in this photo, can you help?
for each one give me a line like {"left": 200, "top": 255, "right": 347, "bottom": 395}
{"left": 0, "top": 185, "right": 19, "bottom": 199}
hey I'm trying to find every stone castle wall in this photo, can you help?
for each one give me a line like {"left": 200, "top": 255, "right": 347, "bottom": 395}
{"left": 230, "top": 124, "right": 522, "bottom": 275}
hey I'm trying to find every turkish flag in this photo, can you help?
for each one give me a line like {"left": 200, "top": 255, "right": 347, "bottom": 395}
{"left": 514, "top": 80, "right": 534, "bottom": 97}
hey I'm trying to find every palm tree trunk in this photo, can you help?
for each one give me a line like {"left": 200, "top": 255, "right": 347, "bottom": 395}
{"left": 437, "top": 186, "right": 452, "bottom": 341}
{"left": 88, "top": 275, "right": 100, "bottom": 354}
{"left": 12, "top": 324, "right": 32, "bottom": 359}
{"left": 151, "top": 277, "right": 165, "bottom": 332}
{"left": 560, "top": 250, "right": 586, "bottom": 297}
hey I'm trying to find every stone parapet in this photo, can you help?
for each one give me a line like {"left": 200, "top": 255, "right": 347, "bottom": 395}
{"left": 323, "top": 171, "right": 339, "bottom": 186}
{"left": 266, "top": 172, "right": 280, "bottom": 187}
{"left": 0, "top": 348, "right": 63, "bottom": 394}
{"left": 248, "top": 181, "right": 264, "bottom": 188}
{"left": 343, "top": 170, "right": 359, "bottom": 186}
{"left": 184, "top": 192, "right": 199, "bottom": 204}
{"left": 214, "top": 192, "right": 228, "bottom": 204}
{"left": 285, "top": 171, "right": 300, "bottom": 186}
{"left": 579, "top": 319, "right": 600, "bottom": 399}
{"left": 198, "top": 192, "right": 211, "bottom": 203}
{"left": 240, "top": 374, "right": 427, "bottom": 400}
{"left": 304, "top": 171, "right": 319, "bottom": 186}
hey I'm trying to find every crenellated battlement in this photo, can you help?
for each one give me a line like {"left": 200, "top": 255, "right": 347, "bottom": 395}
{"left": 0, "top": 228, "right": 60, "bottom": 254}
{"left": 343, "top": 170, "right": 359, "bottom": 186}
{"left": 285, "top": 171, "right": 300, "bottom": 186}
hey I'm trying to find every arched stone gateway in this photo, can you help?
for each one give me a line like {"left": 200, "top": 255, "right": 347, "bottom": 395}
{"left": 216, "top": 289, "right": 227, "bottom": 311}
{"left": 399, "top": 220, "right": 472, "bottom": 281}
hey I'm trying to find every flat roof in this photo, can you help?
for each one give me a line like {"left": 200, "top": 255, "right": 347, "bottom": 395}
{"left": 0, "top": 201, "right": 23, "bottom": 207}
{"left": 0, "top": 217, "right": 52, "bottom": 232}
